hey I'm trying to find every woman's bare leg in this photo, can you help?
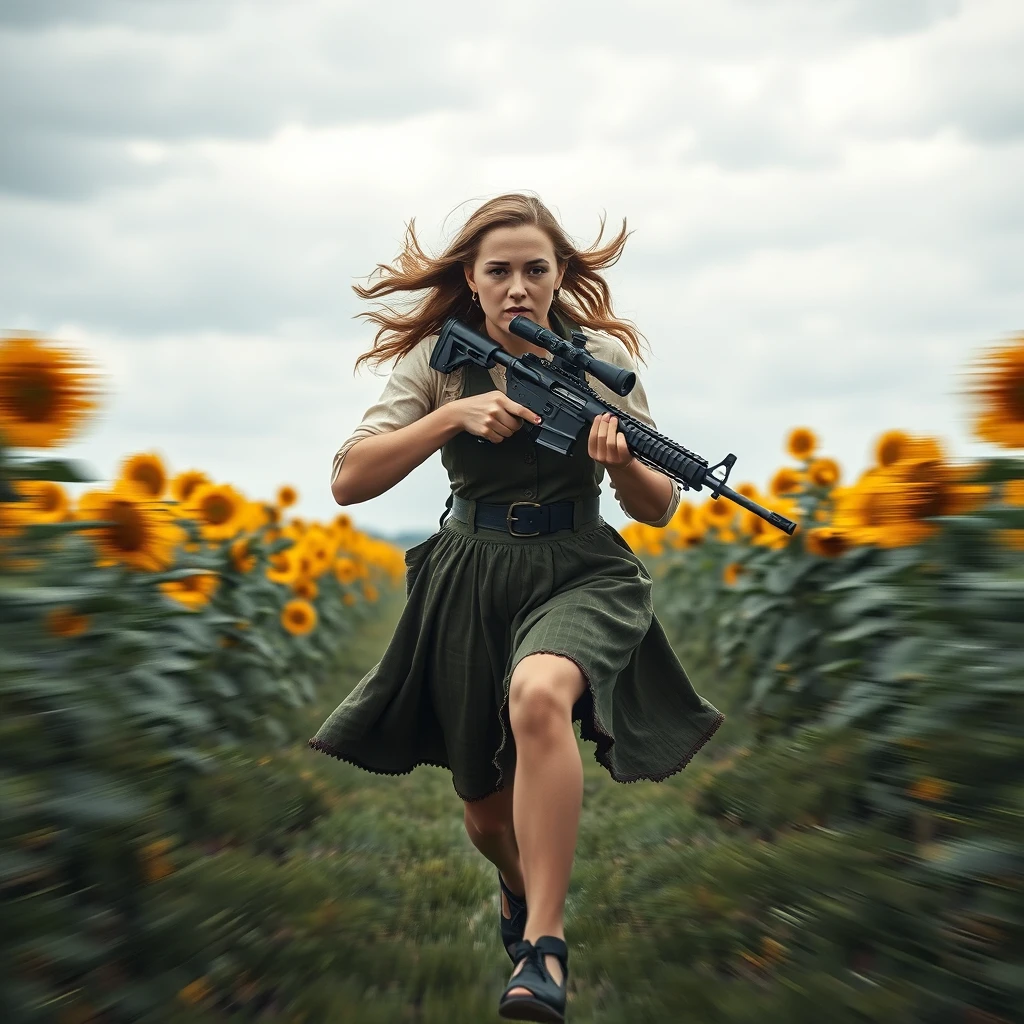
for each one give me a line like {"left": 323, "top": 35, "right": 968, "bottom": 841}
{"left": 504, "top": 653, "right": 587, "bottom": 997}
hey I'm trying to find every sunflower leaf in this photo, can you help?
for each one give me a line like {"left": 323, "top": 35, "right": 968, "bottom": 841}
{"left": 4, "top": 457, "right": 98, "bottom": 483}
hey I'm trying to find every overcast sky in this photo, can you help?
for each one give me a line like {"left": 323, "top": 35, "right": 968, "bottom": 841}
{"left": 2, "top": 0, "right": 1022, "bottom": 538}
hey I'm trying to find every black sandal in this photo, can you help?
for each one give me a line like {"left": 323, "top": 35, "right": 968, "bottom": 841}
{"left": 497, "top": 935, "right": 569, "bottom": 1022}
{"left": 498, "top": 869, "right": 528, "bottom": 963}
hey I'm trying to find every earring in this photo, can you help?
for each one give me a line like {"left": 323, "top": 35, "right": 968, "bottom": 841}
{"left": 471, "top": 291, "right": 479, "bottom": 304}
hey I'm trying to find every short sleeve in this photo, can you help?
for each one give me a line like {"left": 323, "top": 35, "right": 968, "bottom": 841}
{"left": 581, "top": 330, "right": 682, "bottom": 529}
{"left": 330, "top": 337, "right": 439, "bottom": 488}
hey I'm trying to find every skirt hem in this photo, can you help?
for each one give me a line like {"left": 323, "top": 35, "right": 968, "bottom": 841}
{"left": 307, "top": 736, "right": 500, "bottom": 803}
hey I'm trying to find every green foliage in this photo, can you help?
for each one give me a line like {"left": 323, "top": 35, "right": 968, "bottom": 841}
{"left": 0, "top": 484, "right": 398, "bottom": 1024}
{"left": 648, "top": 456, "right": 1024, "bottom": 1023}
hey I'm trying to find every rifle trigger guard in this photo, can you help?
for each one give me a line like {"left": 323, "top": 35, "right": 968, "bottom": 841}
{"left": 704, "top": 453, "right": 737, "bottom": 498}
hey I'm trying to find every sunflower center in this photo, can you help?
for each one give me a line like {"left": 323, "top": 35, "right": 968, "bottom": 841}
{"left": 203, "top": 496, "right": 233, "bottom": 525}
{"left": 862, "top": 492, "right": 885, "bottom": 527}
{"left": 1006, "top": 375, "right": 1024, "bottom": 418}
{"left": 11, "top": 366, "right": 59, "bottom": 422}
{"left": 133, "top": 466, "right": 164, "bottom": 495}
{"left": 107, "top": 500, "right": 146, "bottom": 552}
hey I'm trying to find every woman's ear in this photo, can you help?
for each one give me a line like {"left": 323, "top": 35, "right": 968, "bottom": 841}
{"left": 464, "top": 265, "right": 476, "bottom": 292}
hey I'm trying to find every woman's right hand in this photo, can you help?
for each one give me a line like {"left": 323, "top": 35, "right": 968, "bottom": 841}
{"left": 448, "top": 394, "right": 543, "bottom": 444}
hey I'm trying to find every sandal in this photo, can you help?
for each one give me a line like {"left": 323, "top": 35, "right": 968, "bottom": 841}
{"left": 499, "top": 869, "right": 528, "bottom": 963}
{"left": 497, "top": 935, "right": 569, "bottom": 1022}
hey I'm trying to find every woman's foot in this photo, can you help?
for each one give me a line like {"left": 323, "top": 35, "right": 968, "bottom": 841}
{"left": 499, "top": 936, "right": 569, "bottom": 1020}
{"left": 506, "top": 946, "right": 564, "bottom": 998}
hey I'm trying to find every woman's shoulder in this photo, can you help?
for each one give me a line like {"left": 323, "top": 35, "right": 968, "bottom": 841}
{"left": 574, "top": 325, "right": 641, "bottom": 369}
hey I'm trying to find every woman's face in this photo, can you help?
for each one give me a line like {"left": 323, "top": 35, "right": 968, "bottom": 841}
{"left": 465, "top": 224, "right": 565, "bottom": 345}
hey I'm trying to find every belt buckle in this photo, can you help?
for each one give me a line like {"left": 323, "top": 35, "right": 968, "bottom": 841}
{"left": 506, "top": 501, "right": 542, "bottom": 536}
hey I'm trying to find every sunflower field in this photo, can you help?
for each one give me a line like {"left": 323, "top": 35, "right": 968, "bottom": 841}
{"left": 0, "top": 333, "right": 405, "bottom": 1022}
{"left": 2, "top": 326, "right": 1022, "bottom": 1023}
{"left": 616, "top": 332, "right": 1024, "bottom": 1022}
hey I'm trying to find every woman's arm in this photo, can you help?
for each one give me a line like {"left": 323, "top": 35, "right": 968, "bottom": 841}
{"left": 333, "top": 405, "right": 462, "bottom": 505}
{"left": 604, "top": 457, "right": 675, "bottom": 525}
{"left": 331, "top": 337, "right": 452, "bottom": 505}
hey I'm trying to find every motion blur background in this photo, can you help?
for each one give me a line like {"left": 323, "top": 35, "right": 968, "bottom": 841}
{"left": 3, "top": 4, "right": 1024, "bottom": 1024}
{"left": 3, "top": 0, "right": 1022, "bottom": 540}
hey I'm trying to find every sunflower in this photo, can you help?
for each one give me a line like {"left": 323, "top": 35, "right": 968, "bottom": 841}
{"left": 281, "top": 598, "right": 317, "bottom": 636}
{"left": 332, "top": 556, "right": 359, "bottom": 585}
{"left": 362, "top": 582, "right": 379, "bottom": 603}
{"left": 1004, "top": 479, "right": 1024, "bottom": 505}
{"left": 5, "top": 480, "right": 70, "bottom": 525}
{"left": 786, "top": 427, "right": 818, "bottom": 460}
{"left": 46, "top": 606, "right": 90, "bottom": 639}
{"left": 701, "top": 496, "right": 736, "bottom": 530}
{"left": 159, "top": 571, "right": 219, "bottom": 610}
{"left": 238, "top": 500, "right": 271, "bottom": 534}
{"left": 964, "top": 333, "right": 1024, "bottom": 449}
{"left": 182, "top": 483, "right": 247, "bottom": 542}
{"left": 334, "top": 513, "right": 352, "bottom": 530}
{"left": 831, "top": 479, "right": 889, "bottom": 547}
{"left": 874, "top": 430, "right": 912, "bottom": 468}
{"left": 807, "top": 457, "right": 841, "bottom": 488}
{"left": 872, "top": 458, "right": 990, "bottom": 544}
{"left": 267, "top": 546, "right": 301, "bottom": 586}
{"left": 75, "top": 486, "right": 183, "bottom": 572}
{"left": 723, "top": 562, "right": 744, "bottom": 586}
{"left": 277, "top": 485, "right": 298, "bottom": 508}
{"left": 170, "top": 470, "right": 211, "bottom": 505}
{"left": 293, "top": 577, "right": 319, "bottom": 601}
{"left": 230, "top": 537, "right": 256, "bottom": 573}
{"left": 804, "top": 526, "right": 852, "bottom": 558}
{"left": 0, "top": 334, "right": 104, "bottom": 448}
{"left": 770, "top": 467, "right": 803, "bottom": 497}
{"left": 118, "top": 452, "right": 168, "bottom": 500}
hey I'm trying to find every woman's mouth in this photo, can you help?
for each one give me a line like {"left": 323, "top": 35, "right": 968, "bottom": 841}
{"left": 505, "top": 307, "right": 529, "bottom": 315}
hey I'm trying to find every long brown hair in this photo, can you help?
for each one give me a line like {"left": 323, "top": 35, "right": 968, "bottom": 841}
{"left": 350, "top": 192, "right": 649, "bottom": 375}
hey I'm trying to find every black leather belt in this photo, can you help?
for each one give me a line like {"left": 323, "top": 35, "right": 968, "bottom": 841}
{"left": 447, "top": 493, "right": 601, "bottom": 536}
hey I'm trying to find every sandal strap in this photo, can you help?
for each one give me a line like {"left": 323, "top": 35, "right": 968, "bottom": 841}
{"left": 503, "top": 936, "right": 570, "bottom": 1002}
{"left": 508, "top": 936, "right": 568, "bottom": 964}
{"left": 498, "top": 870, "right": 527, "bottom": 910}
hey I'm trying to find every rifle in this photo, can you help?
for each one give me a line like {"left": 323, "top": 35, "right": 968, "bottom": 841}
{"left": 430, "top": 316, "right": 797, "bottom": 535}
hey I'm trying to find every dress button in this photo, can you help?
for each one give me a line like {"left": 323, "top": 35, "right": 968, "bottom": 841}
{"left": 524, "top": 489, "right": 534, "bottom": 498}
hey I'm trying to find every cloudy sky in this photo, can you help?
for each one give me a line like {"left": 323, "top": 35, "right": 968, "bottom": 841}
{"left": 2, "top": 0, "right": 1022, "bottom": 538}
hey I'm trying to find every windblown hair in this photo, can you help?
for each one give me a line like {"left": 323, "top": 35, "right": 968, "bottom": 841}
{"left": 350, "top": 192, "right": 648, "bottom": 375}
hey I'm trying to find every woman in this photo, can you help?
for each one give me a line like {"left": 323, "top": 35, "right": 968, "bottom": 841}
{"left": 309, "top": 193, "right": 725, "bottom": 1021}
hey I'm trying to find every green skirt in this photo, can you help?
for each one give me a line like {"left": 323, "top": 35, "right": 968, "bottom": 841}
{"left": 308, "top": 512, "right": 725, "bottom": 802}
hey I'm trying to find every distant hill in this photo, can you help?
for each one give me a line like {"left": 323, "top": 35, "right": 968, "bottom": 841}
{"left": 364, "top": 529, "right": 433, "bottom": 551}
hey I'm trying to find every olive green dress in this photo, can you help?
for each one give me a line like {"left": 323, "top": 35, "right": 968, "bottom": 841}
{"left": 309, "top": 322, "right": 725, "bottom": 802}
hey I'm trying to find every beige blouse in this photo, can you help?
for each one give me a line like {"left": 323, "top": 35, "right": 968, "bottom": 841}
{"left": 332, "top": 326, "right": 682, "bottom": 528}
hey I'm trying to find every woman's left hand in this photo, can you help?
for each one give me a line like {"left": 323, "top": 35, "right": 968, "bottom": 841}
{"left": 588, "top": 413, "right": 635, "bottom": 469}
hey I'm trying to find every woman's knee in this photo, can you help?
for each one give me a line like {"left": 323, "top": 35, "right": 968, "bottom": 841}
{"left": 508, "top": 653, "right": 587, "bottom": 735}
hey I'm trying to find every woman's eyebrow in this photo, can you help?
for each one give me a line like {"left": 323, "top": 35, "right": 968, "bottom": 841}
{"left": 483, "top": 258, "right": 550, "bottom": 266}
